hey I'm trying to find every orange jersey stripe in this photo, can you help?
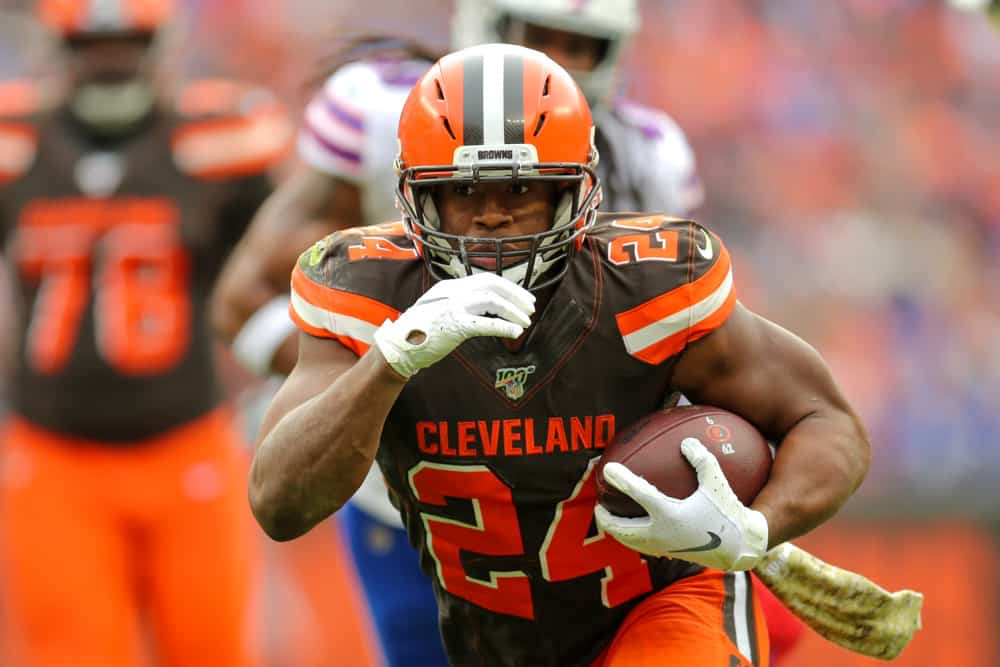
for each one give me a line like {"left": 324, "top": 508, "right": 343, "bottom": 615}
{"left": 616, "top": 243, "right": 732, "bottom": 337}
{"left": 629, "top": 288, "right": 736, "bottom": 364}
{"left": 687, "top": 287, "right": 737, "bottom": 345}
{"left": 176, "top": 79, "right": 247, "bottom": 117}
{"left": 171, "top": 109, "right": 292, "bottom": 179}
{"left": 291, "top": 265, "right": 399, "bottom": 327}
{"left": 288, "top": 305, "right": 370, "bottom": 357}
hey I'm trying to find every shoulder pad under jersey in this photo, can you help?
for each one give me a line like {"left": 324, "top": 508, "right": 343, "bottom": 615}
{"left": 170, "top": 79, "right": 293, "bottom": 180}
{"left": 297, "top": 58, "right": 430, "bottom": 183}
{"left": 590, "top": 213, "right": 735, "bottom": 365}
{"left": 0, "top": 80, "right": 42, "bottom": 183}
{"left": 604, "top": 100, "right": 705, "bottom": 215}
{"left": 289, "top": 221, "right": 423, "bottom": 355}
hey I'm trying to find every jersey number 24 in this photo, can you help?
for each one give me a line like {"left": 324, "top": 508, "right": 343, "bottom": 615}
{"left": 409, "top": 458, "right": 653, "bottom": 619}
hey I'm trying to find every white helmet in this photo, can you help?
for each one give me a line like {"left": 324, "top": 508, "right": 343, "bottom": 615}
{"left": 451, "top": 0, "right": 639, "bottom": 106}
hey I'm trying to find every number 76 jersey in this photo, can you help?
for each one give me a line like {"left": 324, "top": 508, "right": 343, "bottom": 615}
{"left": 291, "top": 212, "right": 737, "bottom": 667}
{"left": 0, "top": 80, "right": 290, "bottom": 441}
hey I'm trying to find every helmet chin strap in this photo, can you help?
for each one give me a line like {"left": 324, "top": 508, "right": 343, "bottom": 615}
{"left": 70, "top": 79, "right": 156, "bottom": 138}
{"left": 419, "top": 190, "right": 576, "bottom": 288}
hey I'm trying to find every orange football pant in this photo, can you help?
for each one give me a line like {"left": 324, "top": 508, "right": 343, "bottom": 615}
{"left": 594, "top": 569, "right": 770, "bottom": 667}
{"left": 0, "top": 408, "right": 260, "bottom": 667}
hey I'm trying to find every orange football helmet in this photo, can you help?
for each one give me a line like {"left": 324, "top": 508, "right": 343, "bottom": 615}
{"left": 38, "top": 0, "right": 174, "bottom": 39}
{"left": 395, "top": 43, "right": 602, "bottom": 290}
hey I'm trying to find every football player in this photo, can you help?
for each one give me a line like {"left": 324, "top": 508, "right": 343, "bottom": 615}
{"left": 0, "top": 2, "right": 290, "bottom": 666}
{"left": 213, "top": 4, "right": 703, "bottom": 663}
{"left": 251, "top": 44, "right": 870, "bottom": 667}
{"left": 211, "top": 36, "right": 446, "bottom": 667}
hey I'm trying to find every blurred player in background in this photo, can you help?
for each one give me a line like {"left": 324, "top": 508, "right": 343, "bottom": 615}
{"left": 213, "top": 2, "right": 808, "bottom": 666}
{"left": 450, "top": 0, "right": 703, "bottom": 214}
{"left": 0, "top": 1, "right": 290, "bottom": 665}
{"left": 950, "top": 0, "right": 1000, "bottom": 27}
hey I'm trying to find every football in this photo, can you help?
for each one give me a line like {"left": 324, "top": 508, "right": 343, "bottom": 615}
{"left": 595, "top": 405, "right": 773, "bottom": 518}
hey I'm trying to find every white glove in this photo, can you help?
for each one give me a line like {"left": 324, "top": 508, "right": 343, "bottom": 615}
{"left": 595, "top": 437, "right": 769, "bottom": 571}
{"left": 374, "top": 273, "right": 535, "bottom": 379}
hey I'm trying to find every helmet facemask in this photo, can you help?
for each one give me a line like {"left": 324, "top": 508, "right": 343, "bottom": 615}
{"left": 396, "top": 147, "right": 601, "bottom": 291}
{"left": 395, "top": 44, "right": 602, "bottom": 291}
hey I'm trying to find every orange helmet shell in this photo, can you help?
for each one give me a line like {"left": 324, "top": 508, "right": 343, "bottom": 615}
{"left": 398, "top": 44, "right": 595, "bottom": 171}
{"left": 39, "top": 0, "right": 174, "bottom": 38}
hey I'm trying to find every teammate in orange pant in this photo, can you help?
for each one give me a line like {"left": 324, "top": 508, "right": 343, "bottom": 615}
{"left": 0, "top": 2, "right": 290, "bottom": 666}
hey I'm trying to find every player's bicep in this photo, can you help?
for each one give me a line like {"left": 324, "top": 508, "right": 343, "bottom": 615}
{"left": 671, "top": 302, "right": 856, "bottom": 443}
{"left": 256, "top": 332, "right": 358, "bottom": 444}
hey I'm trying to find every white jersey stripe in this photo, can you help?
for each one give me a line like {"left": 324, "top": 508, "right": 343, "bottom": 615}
{"left": 482, "top": 48, "right": 505, "bottom": 145}
{"left": 290, "top": 288, "right": 378, "bottom": 345}
{"left": 622, "top": 267, "right": 733, "bottom": 355}
{"left": 733, "top": 572, "right": 753, "bottom": 661}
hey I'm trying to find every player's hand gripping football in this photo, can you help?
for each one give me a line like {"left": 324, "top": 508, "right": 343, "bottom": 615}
{"left": 595, "top": 437, "right": 769, "bottom": 571}
{"left": 374, "top": 273, "right": 535, "bottom": 379}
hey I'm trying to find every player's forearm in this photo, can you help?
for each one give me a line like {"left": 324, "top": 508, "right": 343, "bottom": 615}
{"left": 249, "top": 349, "right": 407, "bottom": 541}
{"left": 751, "top": 409, "right": 870, "bottom": 548}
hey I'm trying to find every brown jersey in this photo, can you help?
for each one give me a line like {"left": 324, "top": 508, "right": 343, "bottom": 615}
{"left": 0, "top": 80, "right": 291, "bottom": 442}
{"left": 290, "top": 214, "right": 737, "bottom": 667}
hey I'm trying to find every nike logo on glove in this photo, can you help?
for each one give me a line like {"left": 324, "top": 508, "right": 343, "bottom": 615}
{"left": 668, "top": 531, "right": 722, "bottom": 554}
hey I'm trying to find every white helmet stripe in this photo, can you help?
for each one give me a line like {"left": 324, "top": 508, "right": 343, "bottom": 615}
{"left": 482, "top": 47, "right": 506, "bottom": 145}
{"left": 461, "top": 45, "right": 527, "bottom": 147}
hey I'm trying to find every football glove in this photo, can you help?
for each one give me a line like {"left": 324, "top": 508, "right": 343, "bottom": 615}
{"left": 594, "top": 437, "right": 769, "bottom": 571}
{"left": 374, "top": 272, "right": 535, "bottom": 379}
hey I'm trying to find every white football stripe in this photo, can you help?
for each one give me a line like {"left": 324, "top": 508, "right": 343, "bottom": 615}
{"left": 290, "top": 289, "right": 378, "bottom": 348}
{"left": 482, "top": 47, "right": 505, "bottom": 145}
{"left": 622, "top": 267, "right": 733, "bottom": 354}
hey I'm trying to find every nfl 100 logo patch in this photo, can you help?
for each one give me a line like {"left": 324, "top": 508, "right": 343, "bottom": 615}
{"left": 494, "top": 365, "right": 537, "bottom": 400}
